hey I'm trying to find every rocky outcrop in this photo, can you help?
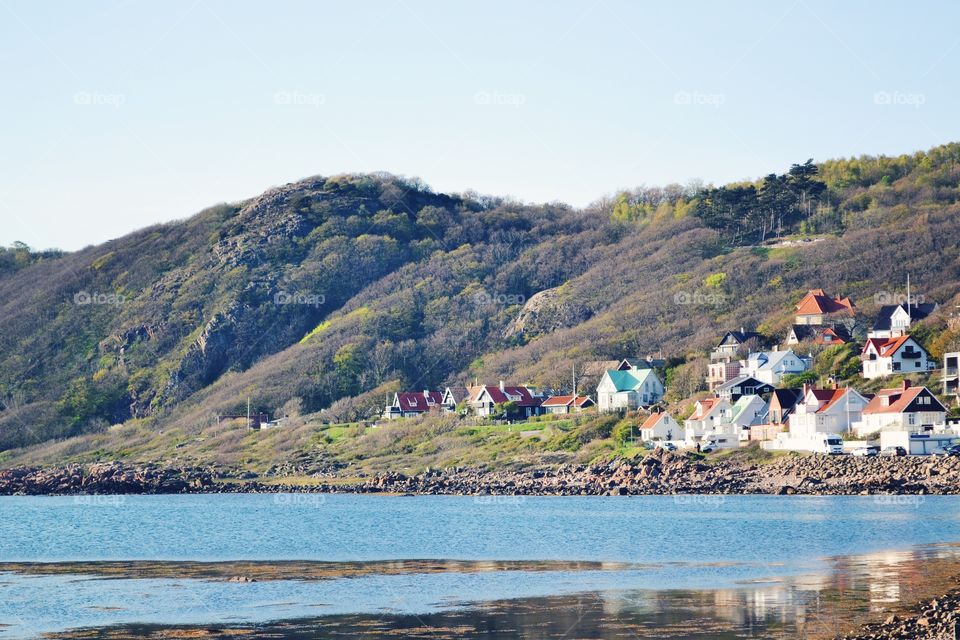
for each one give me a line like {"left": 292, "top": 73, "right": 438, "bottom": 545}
{"left": 503, "top": 286, "right": 592, "bottom": 340}
{"left": 8, "top": 451, "right": 960, "bottom": 497}
{"left": 837, "top": 582, "right": 960, "bottom": 639}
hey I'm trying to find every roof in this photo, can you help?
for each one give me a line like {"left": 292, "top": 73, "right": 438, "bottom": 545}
{"left": 715, "top": 375, "right": 767, "bottom": 392}
{"left": 862, "top": 335, "right": 926, "bottom": 358}
{"left": 395, "top": 391, "right": 444, "bottom": 412}
{"left": 872, "top": 303, "right": 938, "bottom": 331}
{"left": 795, "top": 289, "right": 855, "bottom": 316}
{"left": 689, "top": 399, "right": 720, "bottom": 420}
{"left": 640, "top": 412, "right": 672, "bottom": 430}
{"left": 542, "top": 395, "right": 593, "bottom": 408}
{"left": 469, "top": 385, "right": 543, "bottom": 407}
{"left": 717, "top": 330, "right": 764, "bottom": 348}
{"left": 814, "top": 389, "right": 850, "bottom": 414}
{"left": 771, "top": 388, "right": 803, "bottom": 409}
{"left": 745, "top": 350, "right": 802, "bottom": 371}
{"left": 731, "top": 394, "right": 763, "bottom": 421}
{"left": 862, "top": 384, "right": 944, "bottom": 414}
{"left": 603, "top": 367, "right": 658, "bottom": 392}
{"left": 790, "top": 324, "right": 851, "bottom": 343}
{"left": 443, "top": 386, "right": 469, "bottom": 403}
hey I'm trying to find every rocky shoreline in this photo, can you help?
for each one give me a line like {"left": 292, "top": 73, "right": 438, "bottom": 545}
{"left": 3, "top": 449, "right": 960, "bottom": 496}
{"left": 837, "top": 579, "right": 960, "bottom": 639}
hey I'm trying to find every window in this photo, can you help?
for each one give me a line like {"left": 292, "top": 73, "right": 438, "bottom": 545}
{"left": 909, "top": 414, "right": 916, "bottom": 425}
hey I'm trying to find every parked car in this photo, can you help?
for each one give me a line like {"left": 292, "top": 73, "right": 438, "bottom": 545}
{"left": 698, "top": 443, "right": 715, "bottom": 454}
{"left": 933, "top": 444, "right": 960, "bottom": 456}
{"left": 851, "top": 445, "right": 879, "bottom": 457}
{"left": 656, "top": 441, "right": 677, "bottom": 452}
{"left": 879, "top": 446, "right": 907, "bottom": 457}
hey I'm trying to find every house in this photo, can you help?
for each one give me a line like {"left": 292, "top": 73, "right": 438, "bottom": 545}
{"left": 853, "top": 380, "right": 947, "bottom": 437}
{"left": 794, "top": 289, "right": 855, "bottom": 325}
{"left": 684, "top": 398, "right": 732, "bottom": 441}
{"left": 787, "top": 386, "right": 870, "bottom": 439}
{"left": 715, "top": 394, "right": 768, "bottom": 440}
{"left": 861, "top": 335, "right": 935, "bottom": 379}
{"left": 384, "top": 390, "right": 445, "bottom": 419}
{"left": 943, "top": 352, "right": 960, "bottom": 403}
{"left": 740, "top": 349, "right": 808, "bottom": 385}
{"left": 639, "top": 412, "right": 681, "bottom": 441}
{"left": 711, "top": 329, "right": 766, "bottom": 359}
{"left": 596, "top": 367, "right": 664, "bottom": 412}
{"left": 785, "top": 324, "right": 851, "bottom": 346}
{"left": 441, "top": 386, "right": 469, "bottom": 412}
{"left": 715, "top": 375, "right": 775, "bottom": 403}
{"left": 869, "top": 302, "right": 937, "bottom": 339}
{"left": 541, "top": 395, "right": 595, "bottom": 414}
{"left": 767, "top": 388, "right": 804, "bottom": 425}
{"left": 468, "top": 383, "right": 546, "bottom": 418}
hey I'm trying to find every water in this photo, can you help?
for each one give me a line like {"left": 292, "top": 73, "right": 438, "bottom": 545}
{"left": 1, "top": 494, "right": 959, "bottom": 638}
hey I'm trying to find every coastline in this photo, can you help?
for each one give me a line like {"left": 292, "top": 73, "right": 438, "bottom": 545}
{"left": 3, "top": 449, "right": 959, "bottom": 496}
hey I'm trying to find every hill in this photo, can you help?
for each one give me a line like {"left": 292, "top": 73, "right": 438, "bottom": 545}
{"left": 3, "top": 144, "right": 960, "bottom": 460}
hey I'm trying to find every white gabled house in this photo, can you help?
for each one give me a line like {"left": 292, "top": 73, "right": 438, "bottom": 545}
{"left": 853, "top": 380, "right": 947, "bottom": 437}
{"left": 740, "top": 349, "right": 809, "bottom": 385}
{"left": 639, "top": 412, "right": 681, "bottom": 441}
{"left": 861, "top": 335, "right": 935, "bottom": 380}
{"left": 868, "top": 302, "right": 937, "bottom": 339}
{"left": 787, "top": 386, "right": 870, "bottom": 439}
{"left": 708, "top": 394, "right": 767, "bottom": 441}
{"left": 596, "top": 367, "right": 664, "bottom": 412}
{"left": 683, "top": 398, "right": 732, "bottom": 441}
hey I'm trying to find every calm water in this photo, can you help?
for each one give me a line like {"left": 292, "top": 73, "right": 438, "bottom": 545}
{"left": 1, "top": 494, "right": 960, "bottom": 638}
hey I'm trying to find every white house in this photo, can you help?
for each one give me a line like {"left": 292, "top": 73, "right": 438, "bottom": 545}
{"left": 861, "top": 336, "right": 935, "bottom": 380}
{"left": 740, "top": 349, "right": 809, "bottom": 385}
{"left": 787, "top": 386, "right": 870, "bottom": 439}
{"left": 639, "top": 412, "right": 681, "bottom": 441}
{"left": 684, "top": 398, "right": 732, "bottom": 441}
{"left": 540, "top": 395, "right": 595, "bottom": 414}
{"left": 709, "top": 394, "right": 767, "bottom": 441}
{"left": 868, "top": 302, "right": 937, "bottom": 339}
{"left": 853, "top": 381, "right": 947, "bottom": 437}
{"left": 596, "top": 367, "right": 664, "bottom": 412}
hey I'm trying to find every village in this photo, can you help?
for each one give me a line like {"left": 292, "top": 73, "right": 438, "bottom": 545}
{"left": 382, "top": 287, "right": 960, "bottom": 458}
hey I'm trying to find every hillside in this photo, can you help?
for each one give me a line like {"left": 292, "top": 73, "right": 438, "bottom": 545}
{"left": 3, "top": 144, "right": 960, "bottom": 460}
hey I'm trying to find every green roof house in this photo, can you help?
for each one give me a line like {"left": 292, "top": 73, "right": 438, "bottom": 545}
{"left": 596, "top": 366, "right": 664, "bottom": 412}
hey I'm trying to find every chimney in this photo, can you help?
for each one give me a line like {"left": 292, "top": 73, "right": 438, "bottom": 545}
{"left": 499, "top": 380, "right": 505, "bottom": 391}
{"left": 802, "top": 383, "right": 811, "bottom": 397}
{"left": 424, "top": 390, "right": 429, "bottom": 399}
{"left": 740, "top": 326, "right": 745, "bottom": 335}
{"left": 902, "top": 379, "right": 912, "bottom": 390}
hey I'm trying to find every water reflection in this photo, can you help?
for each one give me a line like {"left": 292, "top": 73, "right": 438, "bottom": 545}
{"left": 26, "top": 543, "right": 960, "bottom": 639}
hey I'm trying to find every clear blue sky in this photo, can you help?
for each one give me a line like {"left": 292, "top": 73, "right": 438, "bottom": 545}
{"left": 2, "top": 0, "right": 958, "bottom": 251}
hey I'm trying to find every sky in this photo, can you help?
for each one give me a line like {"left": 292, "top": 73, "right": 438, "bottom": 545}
{"left": 1, "top": 0, "right": 958, "bottom": 251}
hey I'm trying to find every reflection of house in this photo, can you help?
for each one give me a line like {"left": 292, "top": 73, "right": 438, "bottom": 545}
{"left": 640, "top": 412, "right": 680, "bottom": 441}
{"left": 715, "top": 376, "right": 775, "bottom": 403}
{"left": 384, "top": 390, "right": 445, "bottom": 419}
{"left": 468, "top": 383, "right": 545, "bottom": 417}
{"left": 869, "top": 303, "right": 937, "bottom": 339}
{"left": 596, "top": 367, "right": 664, "bottom": 412}
{"left": 861, "top": 336, "right": 934, "bottom": 379}
{"left": 794, "top": 289, "right": 854, "bottom": 325}
{"left": 853, "top": 380, "right": 947, "bottom": 437}
{"left": 740, "top": 349, "right": 808, "bottom": 385}
{"left": 541, "top": 395, "right": 594, "bottom": 414}
{"left": 788, "top": 386, "right": 870, "bottom": 438}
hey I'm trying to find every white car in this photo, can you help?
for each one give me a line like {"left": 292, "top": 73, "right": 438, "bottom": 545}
{"left": 851, "top": 445, "right": 879, "bottom": 457}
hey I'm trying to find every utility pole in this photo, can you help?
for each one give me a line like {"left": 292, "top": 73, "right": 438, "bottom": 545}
{"left": 907, "top": 273, "right": 912, "bottom": 321}
{"left": 572, "top": 363, "right": 577, "bottom": 396}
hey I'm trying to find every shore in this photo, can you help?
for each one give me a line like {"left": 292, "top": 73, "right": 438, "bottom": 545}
{"left": 2, "top": 448, "right": 959, "bottom": 496}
